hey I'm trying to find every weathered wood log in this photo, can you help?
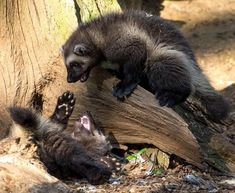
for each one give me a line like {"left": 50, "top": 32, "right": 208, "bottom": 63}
{"left": 68, "top": 67, "right": 204, "bottom": 169}
{"left": 175, "top": 97, "right": 235, "bottom": 173}
{"left": 67, "top": 67, "right": 235, "bottom": 173}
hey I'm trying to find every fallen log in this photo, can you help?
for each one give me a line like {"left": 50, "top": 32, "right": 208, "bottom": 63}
{"left": 66, "top": 67, "right": 235, "bottom": 173}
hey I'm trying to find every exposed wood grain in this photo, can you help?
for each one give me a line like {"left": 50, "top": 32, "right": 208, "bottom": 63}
{"left": 68, "top": 67, "right": 204, "bottom": 169}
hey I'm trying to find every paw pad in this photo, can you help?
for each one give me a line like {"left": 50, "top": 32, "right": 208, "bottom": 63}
{"left": 53, "top": 91, "right": 76, "bottom": 124}
{"left": 100, "top": 156, "right": 123, "bottom": 173}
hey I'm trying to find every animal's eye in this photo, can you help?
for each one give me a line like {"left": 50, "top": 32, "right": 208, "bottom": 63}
{"left": 70, "top": 62, "right": 80, "bottom": 68}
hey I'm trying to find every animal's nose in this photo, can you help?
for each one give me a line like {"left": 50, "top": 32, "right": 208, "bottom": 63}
{"left": 67, "top": 76, "right": 74, "bottom": 83}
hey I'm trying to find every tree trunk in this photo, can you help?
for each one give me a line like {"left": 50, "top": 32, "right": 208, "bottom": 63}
{"left": 0, "top": 4, "right": 234, "bottom": 193}
{"left": 0, "top": 0, "right": 78, "bottom": 137}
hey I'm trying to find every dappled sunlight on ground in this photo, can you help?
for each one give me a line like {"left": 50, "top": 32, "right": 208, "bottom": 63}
{"left": 162, "top": 0, "right": 235, "bottom": 90}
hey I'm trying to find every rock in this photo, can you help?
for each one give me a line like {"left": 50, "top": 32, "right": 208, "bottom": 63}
{"left": 219, "top": 179, "right": 235, "bottom": 186}
{"left": 184, "top": 174, "right": 205, "bottom": 185}
{"left": 184, "top": 174, "right": 219, "bottom": 192}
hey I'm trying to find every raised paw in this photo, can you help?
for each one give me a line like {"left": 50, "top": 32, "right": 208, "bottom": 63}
{"left": 112, "top": 81, "right": 138, "bottom": 100}
{"left": 155, "top": 89, "right": 190, "bottom": 107}
{"left": 51, "top": 91, "right": 76, "bottom": 124}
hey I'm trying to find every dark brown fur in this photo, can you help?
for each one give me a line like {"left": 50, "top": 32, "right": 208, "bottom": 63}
{"left": 62, "top": 10, "right": 230, "bottom": 122}
{"left": 9, "top": 92, "right": 116, "bottom": 185}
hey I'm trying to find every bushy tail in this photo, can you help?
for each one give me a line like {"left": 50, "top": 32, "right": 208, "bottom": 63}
{"left": 9, "top": 107, "right": 40, "bottom": 132}
{"left": 194, "top": 89, "right": 230, "bottom": 122}
{"left": 192, "top": 70, "right": 230, "bottom": 122}
{"left": 200, "top": 93, "right": 230, "bottom": 122}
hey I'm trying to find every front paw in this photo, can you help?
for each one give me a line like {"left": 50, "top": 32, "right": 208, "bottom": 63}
{"left": 112, "top": 81, "right": 138, "bottom": 100}
{"left": 53, "top": 91, "right": 76, "bottom": 124}
{"left": 155, "top": 89, "right": 190, "bottom": 107}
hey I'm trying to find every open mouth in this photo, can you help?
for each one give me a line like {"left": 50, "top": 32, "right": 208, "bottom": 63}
{"left": 79, "top": 114, "right": 91, "bottom": 130}
{"left": 80, "top": 70, "right": 90, "bottom": 82}
{"left": 73, "top": 112, "right": 93, "bottom": 133}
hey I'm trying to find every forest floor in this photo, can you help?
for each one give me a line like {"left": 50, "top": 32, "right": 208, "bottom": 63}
{"left": 68, "top": 161, "right": 235, "bottom": 193}
{"left": 67, "top": 0, "right": 235, "bottom": 192}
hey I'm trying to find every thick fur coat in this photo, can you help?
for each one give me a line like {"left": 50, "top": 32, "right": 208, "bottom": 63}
{"left": 62, "top": 11, "right": 229, "bottom": 122}
{"left": 9, "top": 92, "right": 119, "bottom": 185}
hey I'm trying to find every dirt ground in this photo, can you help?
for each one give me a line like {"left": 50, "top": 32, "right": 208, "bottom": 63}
{"left": 66, "top": 1, "right": 235, "bottom": 192}
{"left": 161, "top": 0, "right": 235, "bottom": 91}
{"left": 68, "top": 163, "right": 235, "bottom": 193}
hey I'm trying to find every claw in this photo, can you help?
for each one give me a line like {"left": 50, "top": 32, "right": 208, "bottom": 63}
{"left": 112, "top": 81, "right": 138, "bottom": 99}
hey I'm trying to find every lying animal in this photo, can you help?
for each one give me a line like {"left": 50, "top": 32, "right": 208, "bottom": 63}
{"left": 9, "top": 91, "right": 120, "bottom": 185}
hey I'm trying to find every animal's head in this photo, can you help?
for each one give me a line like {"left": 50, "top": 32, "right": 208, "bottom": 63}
{"left": 61, "top": 31, "right": 101, "bottom": 83}
{"left": 73, "top": 111, "right": 111, "bottom": 156}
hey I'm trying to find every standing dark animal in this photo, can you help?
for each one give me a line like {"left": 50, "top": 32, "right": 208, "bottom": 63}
{"left": 9, "top": 92, "right": 120, "bottom": 185}
{"left": 62, "top": 10, "right": 230, "bottom": 122}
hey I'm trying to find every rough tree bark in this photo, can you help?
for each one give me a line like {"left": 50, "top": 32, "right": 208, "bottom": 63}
{"left": 0, "top": 0, "right": 78, "bottom": 138}
{"left": 0, "top": 0, "right": 234, "bottom": 191}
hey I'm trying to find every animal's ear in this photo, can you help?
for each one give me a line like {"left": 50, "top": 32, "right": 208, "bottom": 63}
{"left": 73, "top": 43, "right": 90, "bottom": 56}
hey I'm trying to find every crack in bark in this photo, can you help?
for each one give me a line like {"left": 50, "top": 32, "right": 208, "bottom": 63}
{"left": 27, "top": 2, "right": 40, "bottom": 46}
{"left": 0, "top": 65, "right": 8, "bottom": 103}
{"left": 73, "top": 0, "right": 82, "bottom": 23}
{"left": 32, "top": 0, "right": 41, "bottom": 27}
{"left": 26, "top": 1, "right": 43, "bottom": 77}
{"left": 42, "top": 0, "right": 50, "bottom": 30}
{"left": 5, "top": 0, "right": 8, "bottom": 26}
{"left": 94, "top": 0, "right": 102, "bottom": 15}
{"left": 16, "top": 0, "right": 37, "bottom": 93}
